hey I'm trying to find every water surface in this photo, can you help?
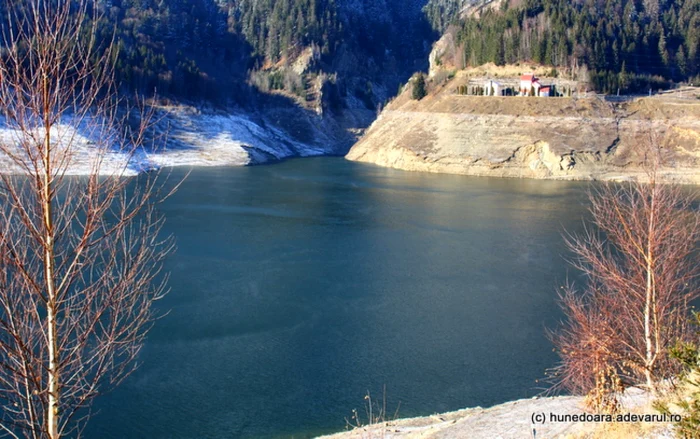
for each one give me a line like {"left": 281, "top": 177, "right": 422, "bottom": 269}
{"left": 87, "top": 157, "right": 591, "bottom": 438}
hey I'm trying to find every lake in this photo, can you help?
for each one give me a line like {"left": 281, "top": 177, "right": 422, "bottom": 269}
{"left": 86, "top": 157, "right": 591, "bottom": 438}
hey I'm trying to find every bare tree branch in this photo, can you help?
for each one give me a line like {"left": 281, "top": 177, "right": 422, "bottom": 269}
{"left": 0, "top": 1, "right": 175, "bottom": 438}
{"left": 549, "top": 137, "right": 699, "bottom": 410}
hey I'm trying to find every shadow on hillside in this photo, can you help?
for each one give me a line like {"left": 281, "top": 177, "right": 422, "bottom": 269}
{"left": 93, "top": 0, "right": 443, "bottom": 164}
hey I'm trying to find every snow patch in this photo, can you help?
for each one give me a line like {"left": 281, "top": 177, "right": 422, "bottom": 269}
{"left": 0, "top": 107, "right": 332, "bottom": 176}
{"left": 0, "top": 118, "right": 138, "bottom": 176}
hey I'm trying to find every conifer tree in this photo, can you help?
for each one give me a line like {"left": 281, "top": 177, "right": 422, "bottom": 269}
{"left": 412, "top": 73, "right": 427, "bottom": 100}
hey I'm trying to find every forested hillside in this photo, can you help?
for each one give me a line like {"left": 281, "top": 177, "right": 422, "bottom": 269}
{"left": 87, "top": 0, "right": 435, "bottom": 106}
{"left": 3, "top": 0, "right": 696, "bottom": 104}
{"left": 452, "top": 0, "right": 700, "bottom": 92}
{"left": 98, "top": 0, "right": 249, "bottom": 102}
{"left": 105, "top": 0, "right": 699, "bottom": 100}
{"left": 422, "top": 0, "right": 477, "bottom": 32}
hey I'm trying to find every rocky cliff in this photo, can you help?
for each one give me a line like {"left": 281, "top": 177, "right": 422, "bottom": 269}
{"left": 345, "top": 85, "right": 700, "bottom": 183}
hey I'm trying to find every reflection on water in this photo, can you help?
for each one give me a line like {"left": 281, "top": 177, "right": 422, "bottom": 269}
{"left": 86, "top": 158, "right": 591, "bottom": 439}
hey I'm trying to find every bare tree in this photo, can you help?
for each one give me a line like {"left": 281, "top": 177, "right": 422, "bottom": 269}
{"left": 550, "top": 156, "right": 700, "bottom": 408}
{"left": 0, "top": 1, "right": 174, "bottom": 438}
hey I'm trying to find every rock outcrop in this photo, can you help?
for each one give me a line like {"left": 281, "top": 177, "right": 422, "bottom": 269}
{"left": 346, "top": 87, "right": 700, "bottom": 183}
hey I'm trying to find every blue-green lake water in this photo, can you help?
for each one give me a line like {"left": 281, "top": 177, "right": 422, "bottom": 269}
{"left": 86, "top": 157, "right": 591, "bottom": 438}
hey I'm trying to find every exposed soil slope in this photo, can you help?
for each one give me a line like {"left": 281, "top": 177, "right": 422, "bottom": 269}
{"left": 346, "top": 87, "right": 700, "bottom": 183}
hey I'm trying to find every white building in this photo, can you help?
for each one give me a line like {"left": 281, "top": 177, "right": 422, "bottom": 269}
{"left": 484, "top": 80, "right": 501, "bottom": 96}
{"left": 519, "top": 73, "right": 541, "bottom": 96}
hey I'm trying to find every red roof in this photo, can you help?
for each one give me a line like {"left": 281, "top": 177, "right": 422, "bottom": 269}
{"left": 520, "top": 74, "right": 535, "bottom": 81}
{"left": 540, "top": 86, "right": 551, "bottom": 92}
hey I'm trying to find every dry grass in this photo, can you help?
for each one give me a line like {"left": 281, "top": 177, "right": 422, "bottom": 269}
{"left": 453, "top": 62, "right": 562, "bottom": 79}
{"left": 343, "top": 388, "right": 401, "bottom": 439}
{"left": 569, "top": 422, "right": 670, "bottom": 439}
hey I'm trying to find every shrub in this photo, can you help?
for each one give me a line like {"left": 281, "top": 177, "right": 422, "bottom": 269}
{"left": 412, "top": 73, "right": 427, "bottom": 100}
{"left": 549, "top": 168, "right": 700, "bottom": 406}
{"left": 657, "top": 313, "right": 700, "bottom": 438}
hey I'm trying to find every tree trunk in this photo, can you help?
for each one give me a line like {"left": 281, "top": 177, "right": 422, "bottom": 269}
{"left": 47, "top": 294, "right": 59, "bottom": 439}
{"left": 42, "top": 74, "right": 60, "bottom": 439}
{"left": 644, "top": 187, "right": 656, "bottom": 396}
